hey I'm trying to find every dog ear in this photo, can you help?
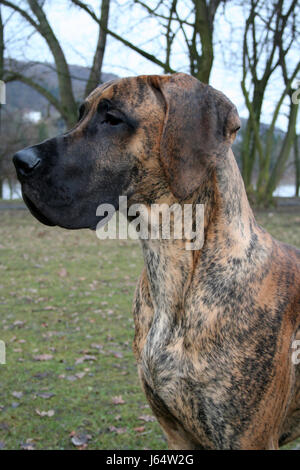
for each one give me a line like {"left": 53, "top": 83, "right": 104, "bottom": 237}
{"left": 149, "top": 73, "right": 240, "bottom": 200}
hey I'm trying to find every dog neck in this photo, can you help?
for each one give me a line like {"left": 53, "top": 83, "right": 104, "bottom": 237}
{"left": 140, "top": 148, "right": 261, "bottom": 323}
{"left": 201, "top": 148, "right": 256, "bottom": 253}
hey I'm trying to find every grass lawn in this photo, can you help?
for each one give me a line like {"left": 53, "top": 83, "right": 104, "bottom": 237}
{"left": 0, "top": 206, "right": 299, "bottom": 450}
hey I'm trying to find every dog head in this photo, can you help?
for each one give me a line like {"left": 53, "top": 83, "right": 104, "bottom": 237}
{"left": 13, "top": 73, "right": 240, "bottom": 229}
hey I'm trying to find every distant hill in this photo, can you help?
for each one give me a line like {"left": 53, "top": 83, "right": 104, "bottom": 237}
{"left": 4, "top": 60, "right": 287, "bottom": 144}
{"left": 4, "top": 59, "right": 295, "bottom": 182}
{"left": 5, "top": 60, "right": 118, "bottom": 115}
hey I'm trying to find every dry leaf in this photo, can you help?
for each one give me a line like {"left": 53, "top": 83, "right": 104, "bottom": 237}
{"left": 65, "top": 375, "right": 77, "bottom": 382}
{"left": 35, "top": 409, "right": 55, "bottom": 417}
{"left": 58, "top": 268, "right": 68, "bottom": 278}
{"left": 109, "top": 350, "right": 123, "bottom": 359}
{"left": 21, "top": 439, "right": 35, "bottom": 450}
{"left": 134, "top": 426, "right": 145, "bottom": 433}
{"left": 138, "top": 415, "right": 156, "bottom": 422}
{"left": 90, "top": 343, "right": 103, "bottom": 350}
{"left": 112, "top": 395, "right": 125, "bottom": 405}
{"left": 36, "top": 392, "right": 55, "bottom": 399}
{"left": 71, "top": 433, "right": 91, "bottom": 447}
{"left": 33, "top": 354, "right": 53, "bottom": 361}
{"left": 108, "top": 426, "right": 127, "bottom": 434}
{"left": 75, "top": 355, "right": 96, "bottom": 365}
{"left": 13, "top": 320, "right": 25, "bottom": 328}
{"left": 75, "top": 372, "right": 86, "bottom": 380}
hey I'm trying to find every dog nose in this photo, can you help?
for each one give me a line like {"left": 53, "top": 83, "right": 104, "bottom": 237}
{"left": 13, "top": 148, "right": 41, "bottom": 177}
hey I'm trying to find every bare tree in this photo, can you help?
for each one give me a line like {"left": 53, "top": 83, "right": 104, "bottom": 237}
{"left": 0, "top": 5, "right": 4, "bottom": 198}
{"left": 241, "top": 0, "right": 299, "bottom": 205}
{"left": 295, "top": 134, "right": 299, "bottom": 197}
{"left": 71, "top": 0, "right": 227, "bottom": 83}
{"left": 1, "top": 0, "right": 111, "bottom": 126}
{"left": 85, "top": 0, "right": 110, "bottom": 95}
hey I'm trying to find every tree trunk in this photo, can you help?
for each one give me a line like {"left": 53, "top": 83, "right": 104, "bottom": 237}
{"left": 8, "top": 179, "right": 13, "bottom": 199}
{"left": 192, "top": 0, "right": 214, "bottom": 84}
{"left": 294, "top": 134, "right": 299, "bottom": 197}
{"left": 0, "top": 6, "right": 3, "bottom": 76}
{"left": 0, "top": 6, "right": 4, "bottom": 199}
{"left": 241, "top": 95, "right": 263, "bottom": 198}
{"left": 85, "top": 0, "right": 110, "bottom": 96}
{"left": 265, "top": 98, "right": 299, "bottom": 202}
{"left": 241, "top": 120, "right": 254, "bottom": 191}
{"left": 28, "top": 0, "right": 78, "bottom": 126}
{"left": 242, "top": 82, "right": 266, "bottom": 200}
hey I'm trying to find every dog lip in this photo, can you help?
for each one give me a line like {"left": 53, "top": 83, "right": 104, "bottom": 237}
{"left": 22, "top": 192, "right": 56, "bottom": 227}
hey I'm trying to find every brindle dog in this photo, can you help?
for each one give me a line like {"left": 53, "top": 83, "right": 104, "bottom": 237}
{"left": 13, "top": 74, "right": 300, "bottom": 450}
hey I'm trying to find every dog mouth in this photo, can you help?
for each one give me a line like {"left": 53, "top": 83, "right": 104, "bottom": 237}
{"left": 23, "top": 192, "right": 56, "bottom": 227}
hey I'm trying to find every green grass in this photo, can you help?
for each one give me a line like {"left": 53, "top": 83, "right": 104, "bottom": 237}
{"left": 0, "top": 207, "right": 299, "bottom": 450}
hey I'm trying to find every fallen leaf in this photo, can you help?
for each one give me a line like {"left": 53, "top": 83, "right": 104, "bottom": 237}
{"left": 75, "top": 372, "right": 86, "bottom": 380}
{"left": 33, "top": 372, "right": 49, "bottom": 379}
{"left": 75, "top": 355, "right": 96, "bottom": 365}
{"left": 12, "top": 391, "right": 23, "bottom": 399}
{"left": 138, "top": 415, "right": 156, "bottom": 422}
{"left": 108, "top": 426, "right": 127, "bottom": 434}
{"left": 134, "top": 426, "right": 145, "bottom": 433}
{"left": 33, "top": 354, "right": 53, "bottom": 361}
{"left": 21, "top": 443, "right": 35, "bottom": 450}
{"left": 35, "top": 409, "right": 55, "bottom": 417}
{"left": 71, "top": 433, "right": 92, "bottom": 447}
{"left": 65, "top": 375, "right": 77, "bottom": 382}
{"left": 58, "top": 268, "right": 68, "bottom": 278}
{"left": 112, "top": 395, "right": 125, "bottom": 405}
{"left": 36, "top": 392, "right": 55, "bottom": 399}
{"left": 13, "top": 320, "right": 25, "bottom": 328}
{"left": 109, "top": 350, "right": 123, "bottom": 359}
{"left": 90, "top": 343, "right": 103, "bottom": 350}
{"left": 20, "top": 439, "right": 35, "bottom": 450}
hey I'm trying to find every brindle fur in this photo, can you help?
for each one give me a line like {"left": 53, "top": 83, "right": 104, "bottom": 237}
{"left": 13, "top": 74, "right": 300, "bottom": 450}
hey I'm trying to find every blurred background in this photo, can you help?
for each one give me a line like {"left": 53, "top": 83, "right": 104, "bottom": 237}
{"left": 0, "top": 0, "right": 299, "bottom": 206}
{"left": 0, "top": 0, "right": 299, "bottom": 451}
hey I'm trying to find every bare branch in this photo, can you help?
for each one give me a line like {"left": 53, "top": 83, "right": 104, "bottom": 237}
{"left": 71, "top": 0, "right": 176, "bottom": 73}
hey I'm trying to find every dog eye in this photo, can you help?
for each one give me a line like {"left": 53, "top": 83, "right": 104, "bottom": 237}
{"left": 103, "top": 112, "right": 123, "bottom": 126}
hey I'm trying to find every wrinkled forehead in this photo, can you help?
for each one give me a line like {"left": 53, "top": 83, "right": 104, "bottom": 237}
{"left": 86, "top": 76, "right": 159, "bottom": 112}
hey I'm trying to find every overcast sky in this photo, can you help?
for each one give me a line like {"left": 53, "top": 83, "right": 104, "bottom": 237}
{"left": 2, "top": 0, "right": 299, "bottom": 131}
